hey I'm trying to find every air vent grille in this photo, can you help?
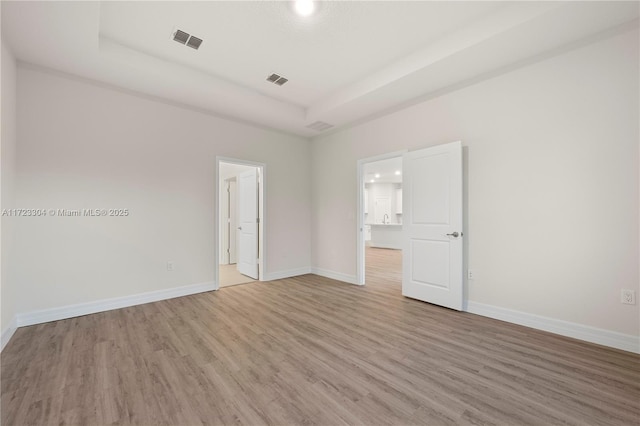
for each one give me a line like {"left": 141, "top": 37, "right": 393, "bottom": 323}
{"left": 173, "top": 29, "right": 189, "bottom": 44}
{"left": 306, "top": 121, "right": 334, "bottom": 132}
{"left": 266, "top": 72, "right": 288, "bottom": 86}
{"left": 172, "top": 29, "right": 203, "bottom": 50}
{"left": 186, "top": 36, "right": 203, "bottom": 50}
{"left": 274, "top": 77, "right": 288, "bottom": 86}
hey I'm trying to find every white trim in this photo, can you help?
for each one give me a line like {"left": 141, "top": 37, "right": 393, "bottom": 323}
{"left": 357, "top": 150, "right": 407, "bottom": 285}
{"left": 1, "top": 316, "right": 18, "bottom": 352}
{"left": 311, "top": 268, "right": 360, "bottom": 285}
{"left": 16, "top": 281, "right": 215, "bottom": 328}
{"left": 466, "top": 301, "right": 640, "bottom": 354}
{"left": 263, "top": 267, "right": 312, "bottom": 281}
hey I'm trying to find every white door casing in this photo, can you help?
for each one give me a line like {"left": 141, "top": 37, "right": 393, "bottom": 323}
{"left": 402, "top": 141, "right": 463, "bottom": 310}
{"left": 237, "top": 169, "right": 259, "bottom": 279}
{"left": 220, "top": 178, "right": 237, "bottom": 265}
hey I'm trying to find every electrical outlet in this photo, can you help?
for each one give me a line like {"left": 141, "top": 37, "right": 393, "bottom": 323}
{"left": 467, "top": 269, "right": 474, "bottom": 280}
{"left": 167, "top": 261, "right": 175, "bottom": 272}
{"left": 621, "top": 289, "right": 636, "bottom": 305}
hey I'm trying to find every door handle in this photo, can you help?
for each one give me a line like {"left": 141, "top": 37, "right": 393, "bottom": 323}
{"left": 237, "top": 226, "right": 242, "bottom": 230}
{"left": 446, "top": 231, "right": 460, "bottom": 238}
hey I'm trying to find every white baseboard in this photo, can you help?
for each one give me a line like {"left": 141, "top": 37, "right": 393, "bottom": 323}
{"left": 16, "top": 281, "right": 216, "bottom": 328}
{"left": 466, "top": 301, "right": 639, "bottom": 354}
{"left": 310, "top": 267, "right": 360, "bottom": 285}
{"left": 1, "top": 316, "right": 18, "bottom": 352}
{"left": 264, "top": 267, "right": 311, "bottom": 281}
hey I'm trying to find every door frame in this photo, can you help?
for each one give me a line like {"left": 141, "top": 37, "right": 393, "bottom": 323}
{"left": 356, "top": 150, "right": 407, "bottom": 285}
{"left": 215, "top": 157, "right": 266, "bottom": 289}
{"left": 221, "top": 177, "right": 237, "bottom": 265}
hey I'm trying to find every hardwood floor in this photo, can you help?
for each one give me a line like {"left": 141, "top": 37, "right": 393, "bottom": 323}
{"left": 2, "top": 248, "right": 639, "bottom": 425}
{"left": 219, "top": 263, "right": 256, "bottom": 288}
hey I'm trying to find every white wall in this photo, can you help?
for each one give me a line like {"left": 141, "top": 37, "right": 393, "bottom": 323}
{"left": 11, "top": 65, "right": 311, "bottom": 315}
{"left": 1, "top": 40, "right": 18, "bottom": 341}
{"left": 311, "top": 29, "right": 639, "bottom": 338}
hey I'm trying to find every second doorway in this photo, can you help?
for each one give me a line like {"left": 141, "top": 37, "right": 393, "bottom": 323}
{"left": 218, "top": 160, "right": 263, "bottom": 288}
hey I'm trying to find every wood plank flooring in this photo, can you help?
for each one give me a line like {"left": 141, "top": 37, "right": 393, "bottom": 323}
{"left": 219, "top": 264, "right": 256, "bottom": 288}
{"left": 2, "top": 247, "right": 639, "bottom": 425}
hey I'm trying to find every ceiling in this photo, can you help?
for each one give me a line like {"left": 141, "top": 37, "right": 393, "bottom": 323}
{"left": 2, "top": 1, "right": 638, "bottom": 138}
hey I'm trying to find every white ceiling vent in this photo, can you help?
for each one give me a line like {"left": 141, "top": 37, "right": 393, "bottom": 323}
{"left": 172, "top": 29, "right": 203, "bottom": 50}
{"left": 266, "top": 73, "right": 288, "bottom": 86}
{"left": 306, "top": 121, "right": 334, "bottom": 132}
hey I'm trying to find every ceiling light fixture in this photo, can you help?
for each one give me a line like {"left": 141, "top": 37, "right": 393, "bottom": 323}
{"left": 370, "top": 179, "right": 375, "bottom": 183}
{"left": 395, "top": 171, "right": 401, "bottom": 175}
{"left": 375, "top": 173, "right": 380, "bottom": 178}
{"left": 294, "top": 0, "right": 315, "bottom": 17}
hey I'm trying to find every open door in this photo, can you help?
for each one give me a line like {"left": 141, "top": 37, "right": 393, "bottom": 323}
{"left": 227, "top": 179, "right": 237, "bottom": 264}
{"left": 402, "top": 141, "right": 463, "bottom": 310}
{"left": 237, "top": 169, "right": 259, "bottom": 279}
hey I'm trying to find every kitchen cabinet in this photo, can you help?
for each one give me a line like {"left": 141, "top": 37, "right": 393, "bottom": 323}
{"left": 396, "top": 189, "right": 402, "bottom": 214}
{"left": 364, "top": 189, "right": 369, "bottom": 214}
{"left": 370, "top": 224, "right": 402, "bottom": 249}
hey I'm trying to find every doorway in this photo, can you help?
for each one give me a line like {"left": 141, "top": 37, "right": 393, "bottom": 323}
{"left": 357, "top": 142, "right": 464, "bottom": 311}
{"left": 216, "top": 158, "right": 265, "bottom": 288}
{"left": 357, "top": 152, "right": 405, "bottom": 286}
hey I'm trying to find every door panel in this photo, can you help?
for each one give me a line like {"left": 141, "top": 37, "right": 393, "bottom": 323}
{"left": 237, "top": 169, "right": 259, "bottom": 279}
{"left": 411, "top": 153, "right": 450, "bottom": 224}
{"left": 403, "top": 141, "right": 463, "bottom": 310}
{"left": 410, "top": 239, "right": 449, "bottom": 289}
{"left": 228, "top": 179, "right": 237, "bottom": 264}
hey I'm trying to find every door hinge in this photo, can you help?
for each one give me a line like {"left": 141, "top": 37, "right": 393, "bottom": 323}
{"left": 257, "top": 217, "right": 260, "bottom": 224}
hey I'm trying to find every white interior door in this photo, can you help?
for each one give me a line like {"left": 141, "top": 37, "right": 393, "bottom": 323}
{"left": 228, "top": 179, "right": 237, "bottom": 264}
{"left": 237, "top": 169, "right": 259, "bottom": 279}
{"left": 221, "top": 181, "right": 230, "bottom": 265}
{"left": 402, "top": 141, "right": 463, "bottom": 310}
